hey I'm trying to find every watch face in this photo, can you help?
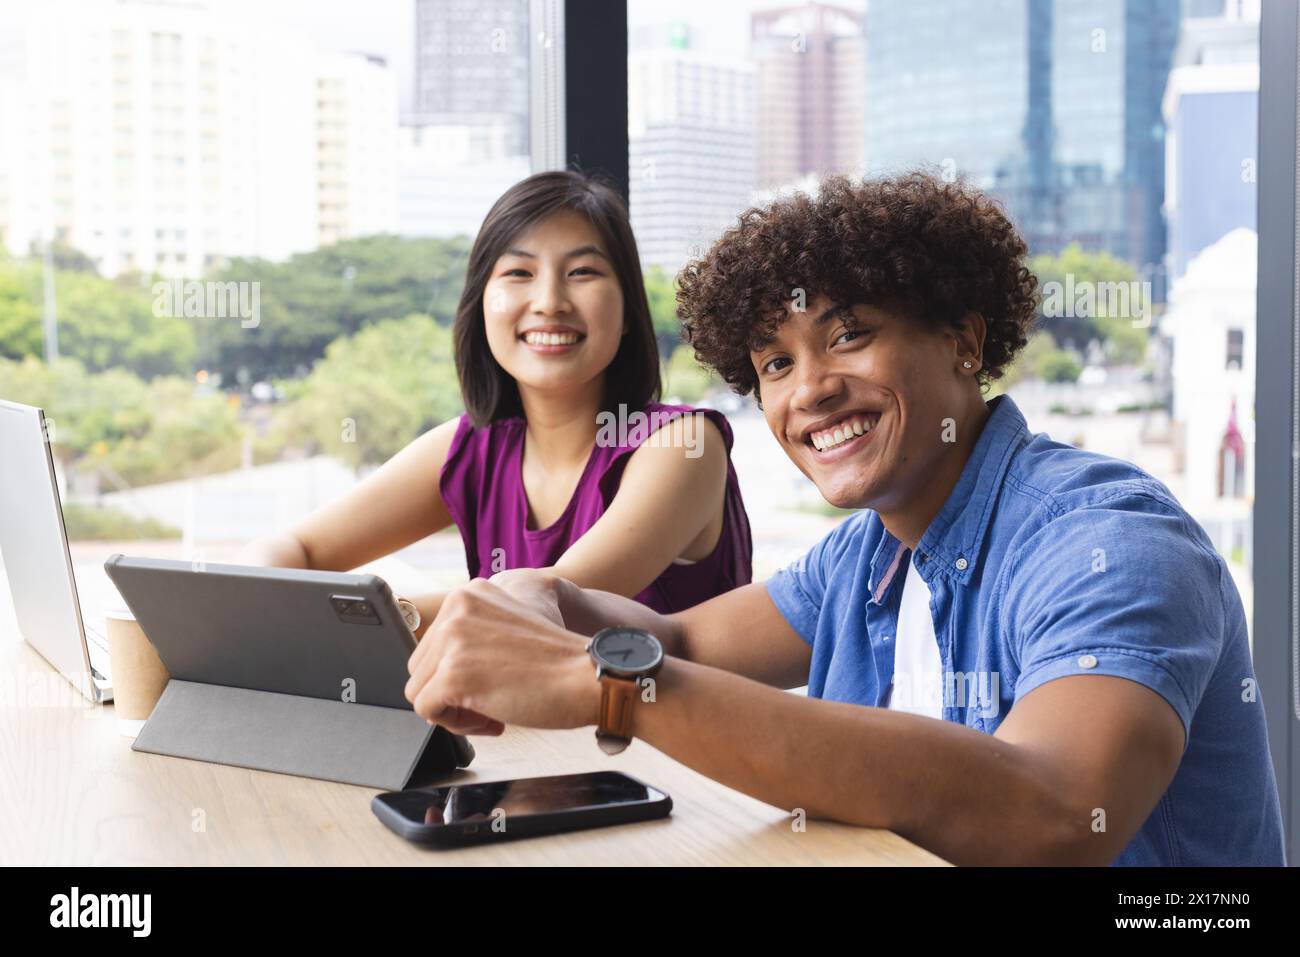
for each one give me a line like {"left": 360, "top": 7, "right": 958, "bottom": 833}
{"left": 592, "top": 628, "right": 663, "bottom": 674}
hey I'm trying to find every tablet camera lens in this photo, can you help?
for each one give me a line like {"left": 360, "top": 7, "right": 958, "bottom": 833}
{"left": 329, "top": 594, "right": 381, "bottom": 625}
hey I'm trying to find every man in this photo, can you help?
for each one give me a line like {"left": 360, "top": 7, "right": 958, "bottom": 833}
{"left": 404, "top": 172, "right": 1285, "bottom": 866}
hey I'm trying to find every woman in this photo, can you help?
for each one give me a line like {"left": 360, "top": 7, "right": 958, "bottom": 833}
{"left": 239, "top": 170, "right": 752, "bottom": 635}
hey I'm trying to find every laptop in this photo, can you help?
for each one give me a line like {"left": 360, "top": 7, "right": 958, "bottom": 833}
{"left": 0, "top": 399, "right": 114, "bottom": 702}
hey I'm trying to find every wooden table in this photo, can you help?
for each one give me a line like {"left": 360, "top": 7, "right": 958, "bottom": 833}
{"left": 0, "top": 636, "right": 948, "bottom": 866}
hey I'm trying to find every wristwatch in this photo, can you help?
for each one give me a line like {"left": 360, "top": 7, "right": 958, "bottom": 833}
{"left": 587, "top": 627, "right": 664, "bottom": 755}
{"left": 395, "top": 597, "right": 421, "bottom": 635}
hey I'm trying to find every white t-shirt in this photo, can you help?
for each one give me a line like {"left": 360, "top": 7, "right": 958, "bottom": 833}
{"left": 884, "top": 554, "right": 944, "bottom": 719}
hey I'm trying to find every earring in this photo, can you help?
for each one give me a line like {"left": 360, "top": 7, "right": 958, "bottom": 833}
{"left": 962, "top": 360, "right": 973, "bottom": 369}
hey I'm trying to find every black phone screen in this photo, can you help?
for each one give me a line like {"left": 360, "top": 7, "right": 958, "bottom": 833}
{"left": 378, "top": 771, "right": 664, "bottom": 828}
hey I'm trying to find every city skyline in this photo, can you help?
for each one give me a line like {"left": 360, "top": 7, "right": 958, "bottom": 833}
{"left": 0, "top": 0, "right": 1257, "bottom": 281}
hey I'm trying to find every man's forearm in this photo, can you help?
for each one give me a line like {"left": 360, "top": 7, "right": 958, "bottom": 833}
{"left": 632, "top": 656, "right": 1089, "bottom": 865}
{"left": 552, "top": 579, "right": 810, "bottom": 687}
{"left": 554, "top": 578, "right": 686, "bottom": 653}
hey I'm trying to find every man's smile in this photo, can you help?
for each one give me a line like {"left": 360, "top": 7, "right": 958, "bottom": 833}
{"left": 799, "top": 410, "right": 884, "bottom": 460}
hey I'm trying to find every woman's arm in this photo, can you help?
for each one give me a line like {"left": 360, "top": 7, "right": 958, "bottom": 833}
{"left": 237, "top": 531, "right": 311, "bottom": 568}
{"left": 539, "top": 413, "right": 734, "bottom": 597}
{"left": 235, "top": 418, "right": 462, "bottom": 572}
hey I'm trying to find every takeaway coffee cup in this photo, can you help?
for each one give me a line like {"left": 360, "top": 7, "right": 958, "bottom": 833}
{"left": 101, "top": 606, "right": 169, "bottom": 737}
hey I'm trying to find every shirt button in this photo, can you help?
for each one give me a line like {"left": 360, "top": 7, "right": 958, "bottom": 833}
{"left": 955, "top": 557, "right": 968, "bottom": 571}
{"left": 1078, "top": 654, "right": 1098, "bottom": 669}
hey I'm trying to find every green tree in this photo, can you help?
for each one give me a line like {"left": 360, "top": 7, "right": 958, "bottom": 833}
{"left": 270, "top": 313, "right": 463, "bottom": 469}
{"left": 29, "top": 240, "right": 100, "bottom": 274}
{"left": 644, "top": 265, "right": 684, "bottom": 355}
{"left": 87, "top": 377, "right": 242, "bottom": 485}
{"left": 0, "top": 259, "right": 195, "bottom": 377}
{"left": 662, "top": 345, "right": 718, "bottom": 402}
{"left": 1030, "top": 243, "right": 1150, "bottom": 363}
{"left": 0, "top": 356, "right": 152, "bottom": 459}
{"left": 995, "top": 330, "right": 1086, "bottom": 390}
{"left": 1038, "top": 350, "right": 1083, "bottom": 384}
{"left": 202, "top": 235, "right": 472, "bottom": 383}
{"left": 58, "top": 270, "right": 196, "bottom": 377}
{"left": 1095, "top": 312, "right": 1150, "bottom": 366}
{"left": 0, "top": 265, "right": 43, "bottom": 358}
{"left": 0, "top": 355, "right": 243, "bottom": 485}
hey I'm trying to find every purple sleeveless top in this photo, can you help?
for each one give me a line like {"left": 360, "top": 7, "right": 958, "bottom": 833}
{"left": 438, "top": 402, "right": 753, "bottom": 613}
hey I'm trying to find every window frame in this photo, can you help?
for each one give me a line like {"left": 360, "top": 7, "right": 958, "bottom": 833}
{"left": 1257, "top": 0, "right": 1299, "bottom": 866}
{"left": 531, "top": 0, "right": 629, "bottom": 197}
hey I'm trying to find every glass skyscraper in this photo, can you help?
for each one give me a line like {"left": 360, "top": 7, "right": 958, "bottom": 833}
{"left": 413, "top": 0, "right": 530, "bottom": 156}
{"left": 864, "top": 0, "right": 1181, "bottom": 275}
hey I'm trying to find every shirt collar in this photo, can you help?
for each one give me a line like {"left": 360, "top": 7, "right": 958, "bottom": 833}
{"left": 866, "top": 393, "right": 1029, "bottom": 603}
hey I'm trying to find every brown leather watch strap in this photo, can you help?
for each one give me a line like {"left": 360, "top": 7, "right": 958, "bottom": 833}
{"left": 595, "top": 674, "right": 639, "bottom": 753}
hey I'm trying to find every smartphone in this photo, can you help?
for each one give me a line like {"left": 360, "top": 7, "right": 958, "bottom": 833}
{"left": 371, "top": 770, "right": 672, "bottom": 846}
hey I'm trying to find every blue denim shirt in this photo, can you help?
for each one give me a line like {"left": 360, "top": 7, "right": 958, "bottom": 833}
{"left": 767, "top": 393, "right": 1286, "bottom": 866}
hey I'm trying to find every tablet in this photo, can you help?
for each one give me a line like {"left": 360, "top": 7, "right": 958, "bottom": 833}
{"left": 104, "top": 555, "right": 423, "bottom": 710}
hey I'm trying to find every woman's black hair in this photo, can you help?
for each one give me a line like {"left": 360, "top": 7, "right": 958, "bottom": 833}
{"left": 453, "top": 169, "right": 661, "bottom": 426}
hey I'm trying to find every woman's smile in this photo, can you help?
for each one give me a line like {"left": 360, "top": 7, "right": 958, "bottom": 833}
{"left": 518, "top": 324, "right": 587, "bottom": 354}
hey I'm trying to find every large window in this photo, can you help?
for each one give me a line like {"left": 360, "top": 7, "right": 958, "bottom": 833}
{"left": 624, "top": 0, "right": 1300, "bottom": 859}
{"left": 0, "top": 0, "right": 536, "bottom": 605}
{"left": 0, "top": 3, "right": 1290, "bottom": 854}
{"left": 626, "top": 0, "right": 1263, "bottom": 605}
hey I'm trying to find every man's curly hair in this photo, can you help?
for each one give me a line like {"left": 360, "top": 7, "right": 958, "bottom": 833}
{"left": 677, "top": 171, "right": 1040, "bottom": 397}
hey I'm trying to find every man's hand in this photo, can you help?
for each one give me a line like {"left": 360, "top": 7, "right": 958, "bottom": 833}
{"left": 404, "top": 578, "right": 599, "bottom": 736}
{"left": 486, "top": 567, "right": 565, "bottom": 628}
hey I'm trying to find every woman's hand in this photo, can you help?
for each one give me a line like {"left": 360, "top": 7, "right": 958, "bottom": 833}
{"left": 397, "top": 591, "right": 448, "bottom": 641}
{"left": 404, "top": 578, "right": 598, "bottom": 736}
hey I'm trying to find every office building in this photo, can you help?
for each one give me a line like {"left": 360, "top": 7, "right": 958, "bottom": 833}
{"left": 628, "top": 41, "right": 756, "bottom": 273}
{"left": 315, "top": 51, "right": 401, "bottom": 247}
{"left": 864, "top": 0, "right": 1181, "bottom": 273}
{"left": 0, "top": 0, "right": 319, "bottom": 277}
{"left": 397, "top": 123, "right": 529, "bottom": 238}
{"left": 0, "top": 0, "right": 406, "bottom": 274}
{"left": 751, "top": 3, "right": 864, "bottom": 191}
{"left": 1162, "top": 0, "right": 1259, "bottom": 282}
{"left": 1162, "top": 227, "right": 1255, "bottom": 561}
{"left": 412, "top": 0, "right": 530, "bottom": 158}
